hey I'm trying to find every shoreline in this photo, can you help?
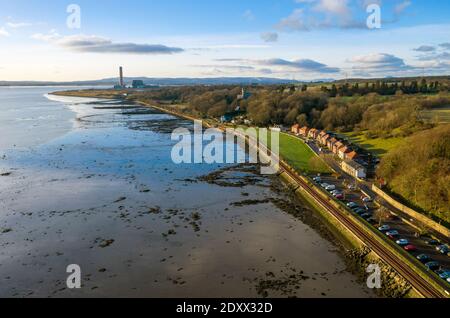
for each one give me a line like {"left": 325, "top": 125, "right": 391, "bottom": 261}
{"left": 49, "top": 90, "right": 447, "bottom": 298}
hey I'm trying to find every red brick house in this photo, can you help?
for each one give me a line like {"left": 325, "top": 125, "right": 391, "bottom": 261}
{"left": 308, "top": 128, "right": 319, "bottom": 139}
{"left": 346, "top": 151, "right": 358, "bottom": 160}
{"left": 338, "top": 145, "right": 351, "bottom": 159}
{"left": 299, "top": 126, "right": 310, "bottom": 137}
{"left": 291, "top": 124, "right": 300, "bottom": 134}
{"left": 327, "top": 137, "right": 338, "bottom": 150}
{"left": 333, "top": 141, "right": 345, "bottom": 154}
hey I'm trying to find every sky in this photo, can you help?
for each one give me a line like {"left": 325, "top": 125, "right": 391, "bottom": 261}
{"left": 0, "top": 0, "right": 450, "bottom": 81}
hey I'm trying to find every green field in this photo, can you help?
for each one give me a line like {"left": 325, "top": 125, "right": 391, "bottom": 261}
{"left": 240, "top": 127, "right": 330, "bottom": 174}
{"left": 279, "top": 133, "right": 331, "bottom": 174}
{"left": 420, "top": 107, "right": 450, "bottom": 123}
{"left": 340, "top": 132, "right": 405, "bottom": 157}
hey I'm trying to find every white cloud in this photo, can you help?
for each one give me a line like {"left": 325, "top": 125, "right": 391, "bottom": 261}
{"left": 0, "top": 27, "right": 10, "bottom": 37}
{"left": 313, "top": 0, "right": 351, "bottom": 17}
{"left": 31, "top": 29, "right": 60, "bottom": 42}
{"left": 242, "top": 10, "right": 255, "bottom": 21}
{"left": 6, "top": 22, "right": 32, "bottom": 28}
{"left": 394, "top": 0, "right": 411, "bottom": 15}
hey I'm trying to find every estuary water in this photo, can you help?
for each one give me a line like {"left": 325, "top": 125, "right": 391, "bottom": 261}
{"left": 0, "top": 87, "right": 374, "bottom": 297}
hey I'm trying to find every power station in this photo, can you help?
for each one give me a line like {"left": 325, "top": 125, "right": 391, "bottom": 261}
{"left": 114, "top": 66, "right": 126, "bottom": 89}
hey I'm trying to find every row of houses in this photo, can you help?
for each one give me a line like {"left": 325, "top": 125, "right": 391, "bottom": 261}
{"left": 291, "top": 124, "right": 367, "bottom": 179}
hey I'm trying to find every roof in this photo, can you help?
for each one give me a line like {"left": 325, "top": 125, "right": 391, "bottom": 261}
{"left": 339, "top": 145, "right": 350, "bottom": 153}
{"left": 309, "top": 128, "right": 317, "bottom": 132}
{"left": 343, "top": 160, "right": 365, "bottom": 171}
{"left": 334, "top": 141, "right": 345, "bottom": 149}
{"left": 292, "top": 124, "right": 300, "bottom": 128}
{"left": 300, "top": 126, "right": 309, "bottom": 131}
{"left": 329, "top": 137, "right": 338, "bottom": 143}
{"left": 346, "top": 151, "right": 358, "bottom": 159}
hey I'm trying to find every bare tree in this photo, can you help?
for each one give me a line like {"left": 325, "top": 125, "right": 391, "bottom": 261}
{"left": 374, "top": 207, "right": 391, "bottom": 227}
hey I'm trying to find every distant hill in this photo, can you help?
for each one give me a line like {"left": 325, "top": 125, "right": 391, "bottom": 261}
{"left": 2, "top": 75, "right": 449, "bottom": 87}
{"left": 0, "top": 77, "right": 303, "bottom": 87}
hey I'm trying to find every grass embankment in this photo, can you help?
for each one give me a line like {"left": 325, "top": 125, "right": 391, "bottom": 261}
{"left": 245, "top": 128, "right": 330, "bottom": 174}
{"left": 279, "top": 133, "right": 330, "bottom": 174}
{"left": 341, "top": 131, "right": 405, "bottom": 157}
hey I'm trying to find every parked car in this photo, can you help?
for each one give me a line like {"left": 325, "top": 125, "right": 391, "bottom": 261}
{"left": 436, "top": 245, "right": 449, "bottom": 254}
{"left": 361, "top": 213, "right": 372, "bottom": 220}
{"left": 321, "top": 183, "right": 329, "bottom": 188}
{"left": 436, "top": 270, "right": 450, "bottom": 280}
{"left": 416, "top": 254, "right": 431, "bottom": 263}
{"left": 404, "top": 245, "right": 417, "bottom": 252}
{"left": 425, "top": 261, "right": 440, "bottom": 271}
{"left": 354, "top": 208, "right": 366, "bottom": 215}
{"left": 362, "top": 197, "right": 372, "bottom": 203}
{"left": 347, "top": 202, "right": 358, "bottom": 209}
{"left": 386, "top": 230, "right": 399, "bottom": 237}
{"left": 424, "top": 239, "right": 440, "bottom": 246}
{"left": 347, "top": 184, "right": 357, "bottom": 190}
{"left": 313, "top": 176, "right": 322, "bottom": 183}
{"left": 396, "top": 239, "right": 409, "bottom": 246}
{"left": 334, "top": 194, "right": 344, "bottom": 200}
{"left": 378, "top": 225, "right": 390, "bottom": 232}
{"left": 325, "top": 185, "right": 336, "bottom": 191}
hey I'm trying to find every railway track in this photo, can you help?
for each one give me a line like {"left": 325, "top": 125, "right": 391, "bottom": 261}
{"left": 278, "top": 161, "right": 447, "bottom": 298}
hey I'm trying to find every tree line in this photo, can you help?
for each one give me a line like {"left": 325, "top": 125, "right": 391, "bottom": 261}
{"left": 320, "top": 79, "right": 448, "bottom": 97}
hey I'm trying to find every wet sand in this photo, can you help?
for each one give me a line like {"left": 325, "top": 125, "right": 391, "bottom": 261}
{"left": 0, "top": 92, "right": 374, "bottom": 298}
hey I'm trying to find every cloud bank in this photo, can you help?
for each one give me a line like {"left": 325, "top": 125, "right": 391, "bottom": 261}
{"left": 32, "top": 33, "right": 184, "bottom": 55}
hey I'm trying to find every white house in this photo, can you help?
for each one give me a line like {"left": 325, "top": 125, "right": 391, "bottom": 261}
{"left": 341, "top": 160, "right": 367, "bottom": 179}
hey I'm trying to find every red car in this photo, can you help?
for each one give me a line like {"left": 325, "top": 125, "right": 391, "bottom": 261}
{"left": 404, "top": 245, "right": 417, "bottom": 252}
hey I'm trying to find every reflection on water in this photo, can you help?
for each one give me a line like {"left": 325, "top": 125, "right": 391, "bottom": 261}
{"left": 0, "top": 88, "right": 374, "bottom": 298}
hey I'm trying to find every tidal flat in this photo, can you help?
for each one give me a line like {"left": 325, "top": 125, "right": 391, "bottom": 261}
{"left": 0, "top": 88, "right": 374, "bottom": 297}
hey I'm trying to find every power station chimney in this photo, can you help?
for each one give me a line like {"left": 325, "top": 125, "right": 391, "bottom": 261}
{"left": 119, "top": 66, "right": 124, "bottom": 88}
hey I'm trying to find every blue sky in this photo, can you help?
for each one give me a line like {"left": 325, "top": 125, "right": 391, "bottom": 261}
{"left": 1, "top": 0, "right": 450, "bottom": 81}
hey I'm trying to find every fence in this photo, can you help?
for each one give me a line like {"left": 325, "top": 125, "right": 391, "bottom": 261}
{"left": 372, "top": 185, "right": 450, "bottom": 239}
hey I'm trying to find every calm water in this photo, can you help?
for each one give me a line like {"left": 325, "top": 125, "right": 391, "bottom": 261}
{"left": 0, "top": 87, "right": 374, "bottom": 298}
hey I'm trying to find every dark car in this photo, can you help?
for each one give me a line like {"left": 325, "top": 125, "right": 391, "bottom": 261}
{"left": 354, "top": 207, "right": 365, "bottom": 213}
{"left": 425, "top": 261, "right": 440, "bottom": 271}
{"left": 424, "top": 239, "right": 440, "bottom": 246}
{"left": 416, "top": 254, "right": 431, "bottom": 263}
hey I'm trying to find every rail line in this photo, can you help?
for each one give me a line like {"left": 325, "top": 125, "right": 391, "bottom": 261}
{"left": 279, "top": 161, "right": 447, "bottom": 298}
